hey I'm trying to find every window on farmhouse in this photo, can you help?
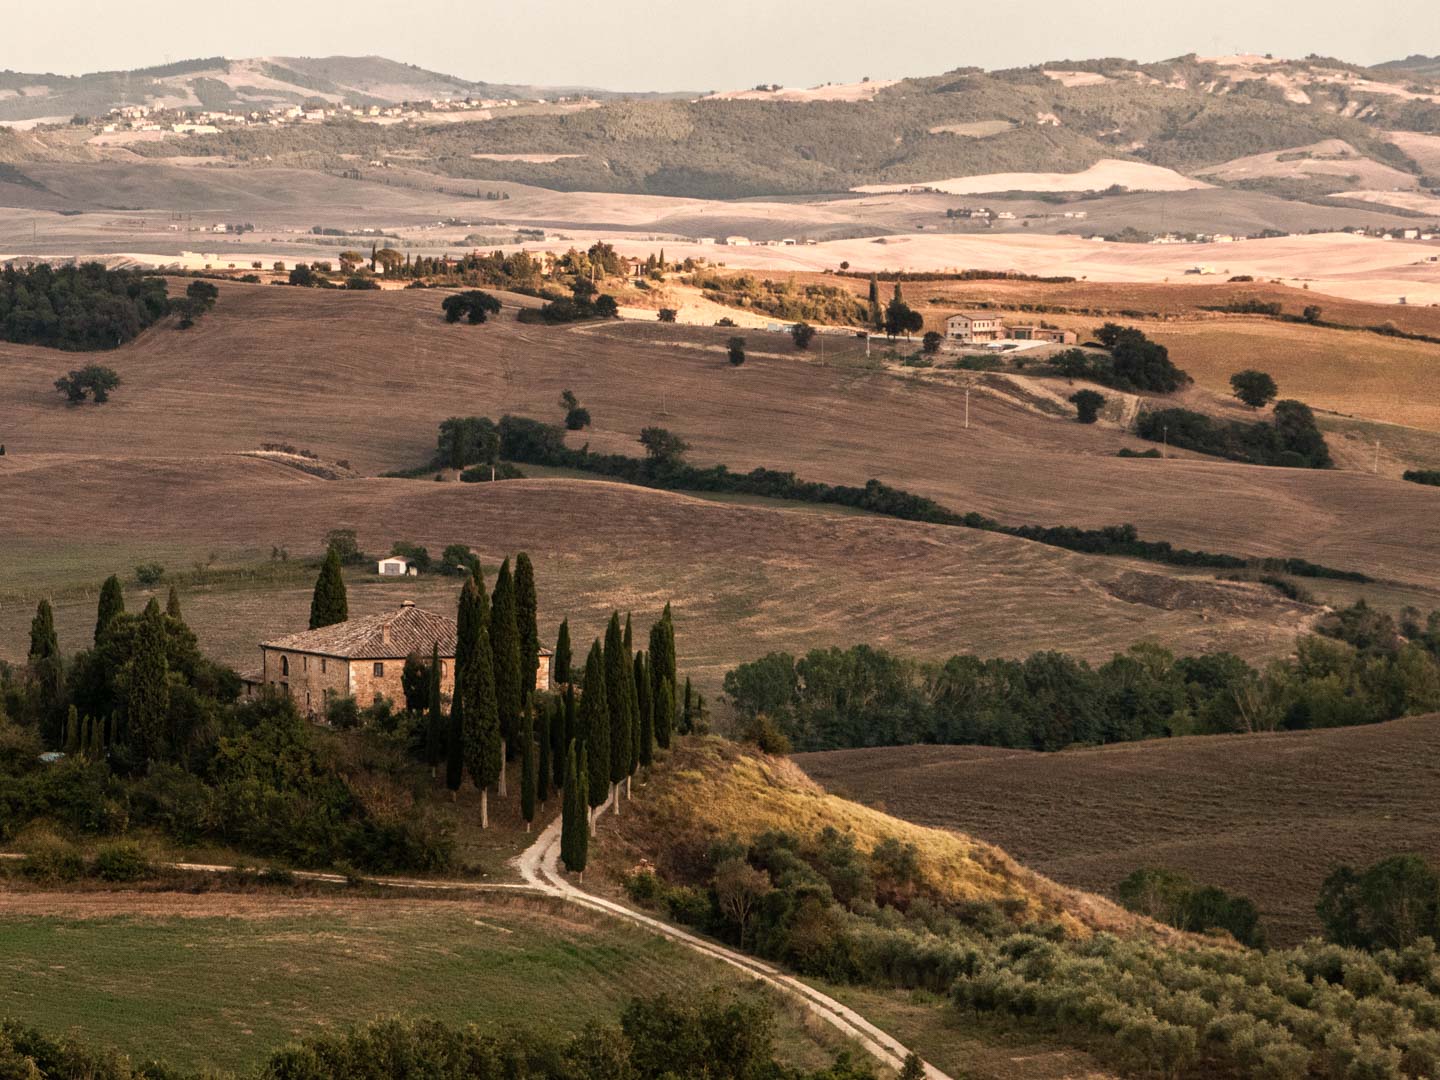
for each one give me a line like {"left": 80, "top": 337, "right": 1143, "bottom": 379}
{"left": 281, "top": 655, "right": 289, "bottom": 676}
{"left": 374, "top": 661, "right": 384, "bottom": 677}
{"left": 321, "top": 657, "right": 327, "bottom": 673}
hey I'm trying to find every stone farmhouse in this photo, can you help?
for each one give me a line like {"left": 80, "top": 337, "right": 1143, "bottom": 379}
{"left": 945, "top": 311, "right": 1078, "bottom": 346}
{"left": 245, "top": 600, "right": 552, "bottom": 718}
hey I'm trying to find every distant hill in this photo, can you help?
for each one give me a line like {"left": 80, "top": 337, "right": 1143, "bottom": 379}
{"left": 0, "top": 55, "right": 675, "bottom": 124}
{"left": 1373, "top": 54, "right": 1440, "bottom": 78}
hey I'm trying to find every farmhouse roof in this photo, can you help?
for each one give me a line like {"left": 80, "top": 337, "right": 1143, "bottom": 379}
{"left": 948, "top": 310, "right": 998, "bottom": 320}
{"left": 262, "top": 602, "right": 457, "bottom": 659}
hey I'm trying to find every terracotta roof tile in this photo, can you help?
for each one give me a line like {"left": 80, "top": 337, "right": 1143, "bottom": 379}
{"left": 262, "top": 603, "right": 457, "bottom": 659}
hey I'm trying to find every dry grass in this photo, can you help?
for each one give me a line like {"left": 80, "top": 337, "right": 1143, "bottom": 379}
{"left": 593, "top": 738, "right": 1157, "bottom": 939}
{"left": 0, "top": 464, "right": 1316, "bottom": 689}
{"left": 794, "top": 714, "right": 1440, "bottom": 945}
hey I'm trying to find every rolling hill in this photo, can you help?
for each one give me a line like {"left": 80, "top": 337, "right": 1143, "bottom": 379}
{"left": 793, "top": 714, "right": 1440, "bottom": 945}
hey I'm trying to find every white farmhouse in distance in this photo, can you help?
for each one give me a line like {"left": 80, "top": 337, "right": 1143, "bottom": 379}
{"left": 377, "top": 556, "right": 418, "bottom": 577}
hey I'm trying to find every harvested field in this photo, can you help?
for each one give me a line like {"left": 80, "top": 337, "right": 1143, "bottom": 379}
{"left": 0, "top": 462, "right": 1318, "bottom": 687}
{"left": 852, "top": 159, "right": 1210, "bottom": 195}
{"left": 794, "top": 714, "right": 1440, "bottom": 945}
{"left": 0, "top": 890, "right": 841, "bottom": 1073}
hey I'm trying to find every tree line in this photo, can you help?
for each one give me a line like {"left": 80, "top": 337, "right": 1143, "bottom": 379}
{"left": 0, "top": 992, "right": 886, "bottom": 1080}
{"left": 469, "top": 414, "right": 1368, "bottom": 581}
{"left": 0, "top": 263, "right": 171, "bottom": 351}
{"left": 722, "top": 602, "right": 1440, "bottom": 752}
{"left": 1136, "top": 400, "right": 1333, "bottom": 469}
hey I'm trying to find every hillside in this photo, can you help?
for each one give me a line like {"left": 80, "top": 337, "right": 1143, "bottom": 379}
{"left": 794, "top": 714, "right": 1440, "bottom": 944}
{"left": 94, "top": 53, "right": 1440, "bottom": 199}
{"left": 3, "top": 281, "right": 1438, "bottom": 593}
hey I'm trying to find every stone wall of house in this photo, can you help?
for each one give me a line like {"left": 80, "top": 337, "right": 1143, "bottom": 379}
{"left": 348, "top": 655, "right": 456, "bottom": 708}
{"left": 262, "top": 649, "right": 456, "bottom": 717}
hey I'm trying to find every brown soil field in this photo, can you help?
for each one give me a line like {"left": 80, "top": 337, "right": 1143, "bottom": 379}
{"left": 3, "top": 282, "right": 1437, "bottom": 600}
{"left": 794, "top": 714, "right": 1440, "bottom": 945}
{"left": 0, "top": 461, "right": 1316, "bottom": 687}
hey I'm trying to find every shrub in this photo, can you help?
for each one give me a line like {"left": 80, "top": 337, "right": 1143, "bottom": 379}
{"left": 922, "top": 330, "right": 943, "bottom": 354}
{"left": 21, "top": 836, "right": 85, "bottom": 882}
{"left": 728, "top": 336, "right": 746, "bottom": 365}
{"left": 325, "top": 695, "right": 361, "bottom": 730}
{"left": 790, "top": 321, "right": 816, "bottom": 349}
{"left": 93, "top": 841, "right": 150, "bottom": 882}
{"left": 658, "top": 307, "right": 678, "bottom": 322}
{"left": 134, "top": 562, "right": 165, "bottom": 585}
{"left": 1069, "top": 389, "right": 1105, "bottom": 423}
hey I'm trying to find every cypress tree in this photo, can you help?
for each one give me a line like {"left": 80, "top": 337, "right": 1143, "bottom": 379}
{"left": 577, "top": 640, "right": 610, "bottom": 824}
{"left": 635, "top": 651, "right": 654, "bottom": 769}
{"left": 308, "top": 547, "right": 348, "bottom": 630}
{"left": 28, "top": 599, "right": 58, "bottom": 665}
{"left": 515, "top": 553, "right": 540, "bottom": 705}
{"left": 165, "top": 585, "right": 183, "bottom": 622}
{"left": 458, "top": 578, "right": 501, "bottom": 825}
{"left": 623, "top": 612, "right": 633, "bottom": 654}
{"left": 490, "top": 557, "right": 522, "bottom": 792}
{"left": 424, "top": 643, "right": 444, "bottom": 774}
{"left": 656, "top": 679, "right": 675, "bottom": 756}
{"left": 79, "top": 714, "right": 91, "bottom": 758}
{"left": 520, "top": 711, "right": 536, "bottom": 831}
{"left": 536, "top": 699, "right": 551, "bottom": 806}
{"left": 563, "top": 683, "right": 577, "bottom": 764}
{"left": 130, "top": 598, "right": 170, "bottom": 763}
{"left": 90, "top": 709, "right": 103, "bottom": 758}
{"left": 445, "top": 580, "right": 475, "bottom": 798}
{"left": 551, "top": 694, "right": 568, "bottom": 790}
{"left": 561, "top": 741, "right": 588, "bottom": 877}
{"left": 63, "top": 705, "right": 79, "bottom": 754}
{"left": 649, "top": 606, "right": 676, "bottom": 749}
{"left": 683, "top": 676, "right": 694, "bottom": 736}
{"left": 95, "top": 575, "right": 125, "bottom": 644}
{"left": 554, "top": 619, "right": 572, "bottom": 685}
{"left": 603, "top": 614, "right": 633, "bottom": 809}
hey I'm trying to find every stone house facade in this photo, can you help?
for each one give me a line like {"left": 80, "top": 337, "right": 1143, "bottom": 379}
{"left": 247, "top": 600, "right": 552, "bottom": 718}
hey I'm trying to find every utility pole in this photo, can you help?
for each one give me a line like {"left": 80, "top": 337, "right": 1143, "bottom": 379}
{"left": 1374, "top": 439, "right": 1381, "bottom": 474}
{"left": 1163, "top": 424, "right": 1168, "bottom": 459}
{"left": 965, "top": 386, "right": 970, "bottom": 430}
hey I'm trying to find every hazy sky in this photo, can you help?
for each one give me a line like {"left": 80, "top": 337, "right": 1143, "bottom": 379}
{"left": 4, "top": 0, "right": 1437, "bottom": 90}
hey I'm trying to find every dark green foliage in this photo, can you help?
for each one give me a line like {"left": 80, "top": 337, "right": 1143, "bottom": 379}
{"left": 1117, "top": 867, "right": 1265, "bottom": 946}
{"left": 490, "top": 557, "right": 523, "bottom": 753}
{"left": 389, "top": 541, "right": 431, "bottom": 573}
{"left": 883, "top": 294, "right": 923, "bottom": 340}
{"left": 790, "top": 321, "right": 816, "bottom": 349}
{"left": 520, "top": 712, "right": 536, "bottom": 826}
{"left": 1136, "top": 400, "right": 1332, "bottom": 468}
{"left": 727, "top": 336, "right": 746, "bottom": 365}
{"left": 603, "top": 613, "right": 634, "bottom": 786}
{"left": 535, "top": 698, "right": 550, "bottom": 805}
{"left": 308, "top": 548, "right": 349, "bottom": 630}
{"left": 725, "top": 623, "right": 1440, "bottom": 753}
{"left": 440, "top": 543, "right": 482, "bottom": 577}
{"left": 164, "top": 586, "right": 183, "bottom": 622}
{"left": 655, "top": 680, "right": 675, "bottom": 752}
{"left": 324, "top": 529, "right": 365, "bottom": 565}
{"left": 458, "top": 578, "right": 501, "bottom": 795}
{"left": 550, "top": 696, "right": 567, "bottom": 790}
{"left": 921, "top": 331, "right": 943, "bottom": 354}
{"left": 560, "top": 389, "right": 592, "bottom": 431}
{"left": 28, "top": 599, "right": 58, "bottom": 666}
{"left": 0, "top": 263, "right": 169, "bottom": 351}
{"left": 435, "top": 416, "right": 500, "bottom": 471}
{"left": 1403, "top": 469, "right": 1440, "bottom": 486}
{"left": 1068, "top": 388, "right": 1105, "bottom": 424}
{"left": 515, "top": 553, "right": 539, "bottom": 708}
{"left": 554, "top": 618, "right": 572, "bottom": 685}
{"left": 400, "top": 652, "right": 428, "bottom": 714}
{"left": 561, "top": 740, "right": 588, "bottom": 873}
{"left": 1230, "top": 369, "right": 1279, "bottom": 408}
{"left": 577, "top": 641, "right": 610, "bottom": 809}
{"left": 1062, "top": 324, "right": 1191, "bottom": 393}
{"left": 127, "top": 599, "right": 170, "bottom": 762}
{"left": 95, "top": 575, "right": 125, "bottom": 644}
{"left": 440, "top": 289, "right": 501, "bottom": 324}
{"left": 639, "top": 426, "right": 690, "bottom": 465}
{"left": 424, "top": 643, "right": 444, "bottom": 768}
{"left": 54, "top": 363, "right": 121, "bottom": 404}
{"left": 635, "top": 651, "right": 654, "bottom": 768}
{"left": 1318, "top": 854, "right": 1440, "bottom": 950}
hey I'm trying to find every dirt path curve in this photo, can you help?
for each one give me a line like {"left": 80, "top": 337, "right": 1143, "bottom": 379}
{"left": 515, "top": 794, "right": 952, "bottom": 1080}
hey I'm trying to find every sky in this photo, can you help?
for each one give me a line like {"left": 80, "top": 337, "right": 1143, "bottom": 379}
{"left": 3, "top": 0, "right": 1437, "bottom": 91}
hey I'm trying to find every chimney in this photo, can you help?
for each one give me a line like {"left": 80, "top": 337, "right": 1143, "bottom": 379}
{"left": 401, "top": 600, "right": 415, "bottom": 608}
{"left": 381, "top": 620, "right": 391, "bottom": 646}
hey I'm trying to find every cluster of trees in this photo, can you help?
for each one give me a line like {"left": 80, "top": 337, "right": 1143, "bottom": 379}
{"left": 519, "top": 279, "right": 620, "bottom": 324}
{"left": 0, "top": 264, "right": 171, "bottom": 351}
{"left": 1318, "top": 854, "right": 1440, "bottom": 952}
{"left": 480, "top": 415, "right": 1366, "bottom": 581}
{"left": 722, "top": 605, "right": 1440, "bottom": 752}
{"left": 624, "top": 800, "right": 1440, "bottom": 1079}
{"left": 53, "top": 363, "right": 121, "bottom": 405}
{"left": 0, "top": 993, "right": 885, "bottom": 1079}
{"left": 560, "top": 389, "right": 591, "bottom": 430}
{"left": 0, "top": 580, "right": 450, "bottom": 872}
{"left": 1136, "top": 400, "right": 1333, "bottom": 468}
{"left": 440, "top": 289, "right": 501, "bottom": 324}
{"left": 1117, "top": 867, "right": 1264, "bottom": 946}
{"left": 1403, "top": 470, "right": 1440, "bottom": 487}
{"left": 689, "top": 271, "right": 869, "bottom": 326}
{"left": 1047, "top": 325, "right": 1190, "bottom": 393}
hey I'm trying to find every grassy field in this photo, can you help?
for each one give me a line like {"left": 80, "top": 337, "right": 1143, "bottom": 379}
{"left": 0, "top": 890, "right": 847, "bottom": 1074}
{"left": 794, "top": 714, "right": 1440, "bottom": 945}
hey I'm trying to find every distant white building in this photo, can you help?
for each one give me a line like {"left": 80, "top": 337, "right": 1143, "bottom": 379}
{"left": 724, "top": 236, "right": 751, "bottom": 246}
{"left": 377, "top": 556, "right": 418, "bottom": 577}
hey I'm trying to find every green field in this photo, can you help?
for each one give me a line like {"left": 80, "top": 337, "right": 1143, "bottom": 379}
{"left": 0, "top": 892, "right": 843, "bottom": 1074}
